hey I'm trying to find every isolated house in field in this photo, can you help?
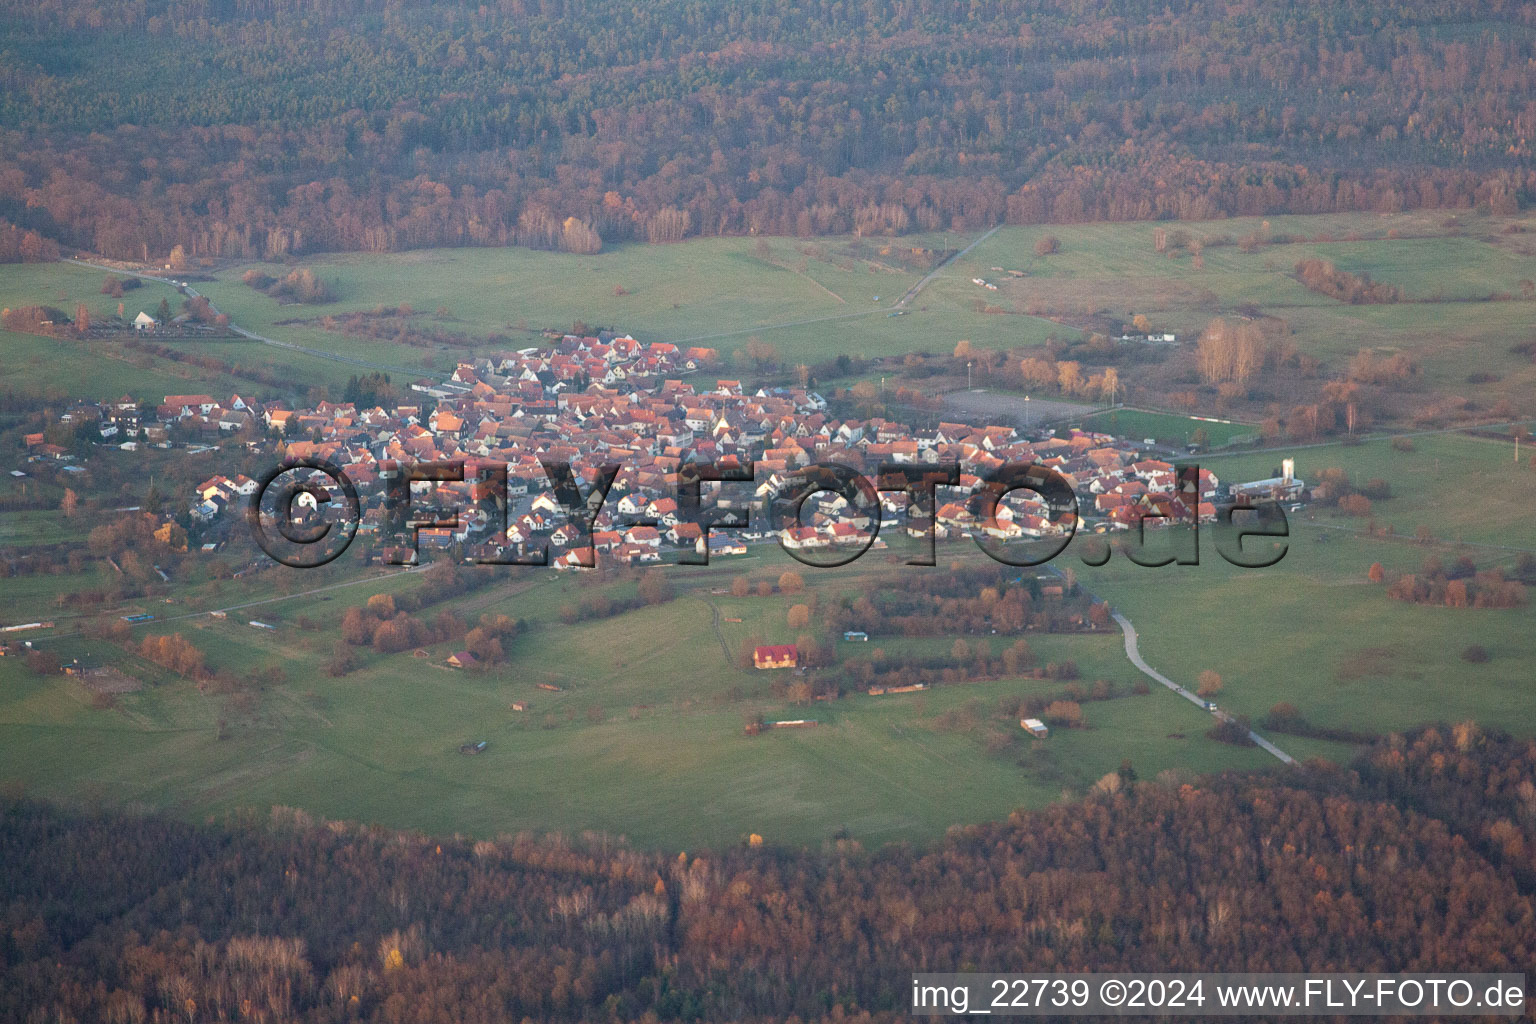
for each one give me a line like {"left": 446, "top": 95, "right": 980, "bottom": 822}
{"left": 133, "top": 311, "right": 158, "bottom": 331}
{"left": 1021, "top": 717, "right": 1049, "bottom": 738}
{"left": 446, "top": 650, "right": 478, "bottom": 669}
{"left": 753, "top": 644, "right": 799, "bottom": 670}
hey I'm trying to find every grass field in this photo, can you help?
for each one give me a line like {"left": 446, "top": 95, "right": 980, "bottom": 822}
{"left": 6, "top": 208, "right": 1536, "bottom": 412}
{"left": 1078, "top": 430, "right": 1536, "bottom": 741}
{"left": 1, "top": 428, "right": 1531, "bottom": 845}
{"left": 942, "top": 211, "right": 1536, "bottom": 409}
{"left": 0, "top": 542, "right": 1283, "bottom": 848}
{"left": 3, "top": 211, "right": 1535, "bottom": 848}
{"left": 0, "top": 261, "right": 294, "bottom": 400}
{"left": 1078, "top": 409, "right": 1256, "bottom": 446}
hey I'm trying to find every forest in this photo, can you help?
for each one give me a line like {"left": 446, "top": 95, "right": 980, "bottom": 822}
{"left": 2, "top": 724, "right": 1533, "bottom": 1022}
{"left": 2, "top": 0, "right": 1535, "bottom": 261}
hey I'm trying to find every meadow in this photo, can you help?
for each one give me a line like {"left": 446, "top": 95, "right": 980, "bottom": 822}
{"left": 5, "top": 207, "right": 1536, "bottom": 414}
{"left": 1078, "top": 408, "right": 1256, "bottom": 447}
{"left": 2, "top": 210, "right": 1535, "bottom": 848}
{"left": 1078, "top": 430, "right": 1536, "bottom": 744}
{"left": 2, "top": 426, "right": 1531, "bottom": 846}
{"left": 935, "top": 210, "right": 1536, "bottom": 412}
{"left": 0, "top": 540, "right": 1284, "bottom": 848}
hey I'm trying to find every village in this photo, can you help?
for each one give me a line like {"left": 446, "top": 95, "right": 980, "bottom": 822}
{"left": 14, "top": 328, "right": 1317, "bottom": 570}
{"left": 164, "top": 330, "right": 1279, "bottom": 567}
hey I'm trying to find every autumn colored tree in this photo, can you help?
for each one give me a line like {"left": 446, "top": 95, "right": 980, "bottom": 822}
{"left": 637, "top": 568, "right": 672, "bottom": 605}
{"left": 1042, "top": 699, "right": 1083, "bottom": 727}
{"left": 1196, "top": 670, "right": 1223, "bottom": 698}
{"left": 1194, "top": 318, "right": 1263, "bottom": 386}
{"left": 463, "top": 625, "right": 505, "bottom": 663}
{"left": 1056, "top": 360, "right": 1082, "bottom": 395}
{"left": 1338, "top": 494, "right": 1373, "bottom": 517}
{"left": 340, "top": 607, "right": 372, "bottom": 646}
{"left": 1002, "top": 638, "right": 1034, "bottom": 674}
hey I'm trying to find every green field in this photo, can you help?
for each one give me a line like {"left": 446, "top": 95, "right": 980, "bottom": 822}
{"left": 6, "top": 208, "right": 1536, "bottom": 414}
{"left": 1, "top": 427, "right": 1531, "bottom": 846}
{"left": 2, "top": 211, "right": 1535, "bottom": 848}
{"left": 942, "top": 211, "right": 1536, "bottom": 409}
{"left": 1079, "top": 430, "right": 1536, "bottom": 741}
{"left": 195, "top": 234, "right": 1039, "bottom": 374}
{"left": 1078, "top": 409, "right": 1256, "bottom": 447}
{"left": 0, "top": 543, "right": 1285, "bottom": 848}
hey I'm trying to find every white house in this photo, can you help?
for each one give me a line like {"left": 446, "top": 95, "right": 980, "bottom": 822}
{"left": 133, "top": 312, "right": 158, "bottom": 331}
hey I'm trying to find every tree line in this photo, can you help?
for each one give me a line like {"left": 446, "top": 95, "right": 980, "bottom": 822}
{"left": 2, "top": 724, "right": 1534, "bottom": 1021}
{"left": 3, "top": 0, "right": 1535, "bottom": 262}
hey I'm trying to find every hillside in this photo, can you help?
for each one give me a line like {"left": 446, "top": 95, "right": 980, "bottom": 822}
{"left": 1, "top": 0, "right": 1534, "bottom": 260}
{"left": 2, "top": 726, "right": 1533, "bottom": 1022}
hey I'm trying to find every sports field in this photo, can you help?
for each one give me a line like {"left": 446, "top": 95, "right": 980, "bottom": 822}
{"left": 1078, "top": 409, "right": 1257, "bottom": 446}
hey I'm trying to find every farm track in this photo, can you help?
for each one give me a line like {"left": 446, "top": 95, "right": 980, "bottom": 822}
{"left": 63, "top": 258, "right": 450, "bottom": 380}
{"left": 703, "top": 598, "right": 732, "bottom": 666}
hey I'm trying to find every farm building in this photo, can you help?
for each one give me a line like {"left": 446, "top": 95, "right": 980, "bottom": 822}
{"left": 1232, "top": 458, "right": 1305, "bottom": 502}
{"left": 843, "top": 630, "right": 869, "bottom": 641}
{"left": 1021, "top": 717, "right": 1049, "bottom": 738}
{"left": 753, "top": 644, "right": 799, "bottom": 670}
{"left": 446, "top": 650, "right": 478, "bottom": 669}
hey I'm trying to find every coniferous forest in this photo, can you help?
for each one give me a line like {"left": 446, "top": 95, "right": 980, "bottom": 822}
{"left": 2, "top": 726, "right": 1534, "bottom": 1022}
{"left": 2, "top": 0, "right": 1535, "bottom": 260}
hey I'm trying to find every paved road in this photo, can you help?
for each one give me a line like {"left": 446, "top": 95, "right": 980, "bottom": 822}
{"left": 1197, "top": 418, "right": 1529, "bottom": 461}
{"left": 895, "top": 223, "right": 1002, "bottom": 307}
{"left": 1110, "top": 611, "right": 1295, "bottom": 764}
{"left": 1055, "top": 559, "right": 1296, "bottom": 766}
{"left": 63, "top": 257, "right": 448, "bottom": 380}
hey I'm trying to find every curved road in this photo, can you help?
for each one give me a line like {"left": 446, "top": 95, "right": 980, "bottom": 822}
{"left": 1111, "top": 610, "right": 1295, "bottom": 764}
{"left": 1054, "top": 560, "right": 1296, "bottom": 765}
